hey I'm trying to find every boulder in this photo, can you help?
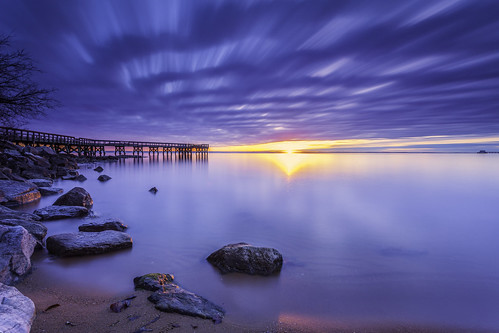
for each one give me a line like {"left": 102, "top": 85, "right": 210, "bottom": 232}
{"left": 38, "top": 187, "right": 63, "bottom": 196}
{"left": 33, "top": 206, "right": 89, "bottom": 221}
{"left": 75, "top": 174, "right": 87, "bottom": 182}
{"left": 2, "top": 149, "right": 21, "bottom": 158}
{"left": 207, "top": 243, "right": 283, "bottom": 276}
{"left": 21, "top": 166, "right": 54, "bottom": 180}
{"left": 134, "top": 273, "right": 224, "bottom": 322}
{"left": 0, "top": 206, "right": 40, "bottom": 221}
{"left": 0, "top": 283, "right": 35, "bottom": 333}
{"left": 94, "top": 166, "right": 104, "bottom": 172}
{"left": 46, "top": 231, "right": 132, "bottom": 257}
{"left": 149, "top": 187, "right": 158, "bottom": 193}
{"left": 0, "top": 180, "right": 41, "bottom": 207}
{"left": 78, "top": 218, "right": 128, "bottom": 232}
{"left": 0, "top": 225, "right": 37, "bottom": 285}
{"left": 38, "top": 146, "right": 56, "bottom": 156}
{"left": 0, "top": 219, "right": 47, "bottom": 246}
{"left": 98, "top": 175, "right": 111, "bottom": 182}
{"left": 28, "top": 178, "right": 53, "bottom": 187}
{"left": 53, "top": 187, "right": 93, "bottom": 208}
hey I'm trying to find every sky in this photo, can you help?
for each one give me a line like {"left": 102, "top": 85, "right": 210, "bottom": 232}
{"left": 1, "top": 0, "right": 499, "bottom": 151}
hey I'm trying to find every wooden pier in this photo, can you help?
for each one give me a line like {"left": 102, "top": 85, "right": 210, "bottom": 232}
{"left": 0, "top": 127, "right": 209, "bottom": 157}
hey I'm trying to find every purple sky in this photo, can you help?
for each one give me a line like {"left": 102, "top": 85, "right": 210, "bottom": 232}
{"left": 1, "top": 0, "right": 499, "bottom": 148}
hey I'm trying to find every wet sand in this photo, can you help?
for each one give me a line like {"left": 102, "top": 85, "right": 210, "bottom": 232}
{"left": 16, "top": 273, "right": 490, "bottom": 333}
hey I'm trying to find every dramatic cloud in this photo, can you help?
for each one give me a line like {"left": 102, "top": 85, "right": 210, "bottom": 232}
{"left": 1, "top": 0, "right": 498, "bottom": 147}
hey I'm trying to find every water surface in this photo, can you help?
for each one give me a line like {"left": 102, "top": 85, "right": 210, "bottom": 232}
{"left": 23, "top": 153, "right": 499, "bottom": 330}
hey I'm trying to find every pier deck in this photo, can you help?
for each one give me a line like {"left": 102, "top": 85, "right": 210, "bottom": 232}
{"left": 0, "top": 127, "right": 209, "bottom": 157}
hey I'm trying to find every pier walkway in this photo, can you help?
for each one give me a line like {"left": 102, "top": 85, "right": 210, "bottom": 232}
{"left": 0, "top": 127, "right": 209, "bottom": 157}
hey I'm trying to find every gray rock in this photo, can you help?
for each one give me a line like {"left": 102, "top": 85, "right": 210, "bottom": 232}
{"left": 46, "top": 231, "right": 132, "bottom": 257}
{"left": 98, "top": 174, "right": 111, "bottom": 182}
{"left": 75, "top": 174, "right": 87, "bottom": 182}
{"left": 28, "top": 178, "right": 53, "bottom": 187}
{"left": 0, "top": 225, "right": 37, "bottom": 285}
{"left": 0, "top": 219, "right": 47, "bottom": 245}
{"left": 0, "top": 180, "right": 41, "bottom": 207}
{"left": 134, "top": 273, "right": 224, "bottom": 321}
{"left": 94, "top": 166, "right": 104, "bottom": 172}
{"left": 207, "top": 243, "right": 283, "bottom": 276}
{"left": 3, "top": 149, "right": 21, "bottom": 158}
{"left": 53, "top": 187, "right": 93, "bottom": 208}
{"left": 38, "top": 146, "right": 56, "bottom": 156}
{"left": 0, "top": 283, "right": 35, "bottom": 333}
{"left": 78, "top": 218, "right": 128, "bottom": 232}
{"left": 33, "top": 206, "right": 89, "bottom": 221}
{"left": 38, "top": 187, "right": 63, "bottom": 196}
{"left": 0, "top": 206, "right": 40, "bottom": 221}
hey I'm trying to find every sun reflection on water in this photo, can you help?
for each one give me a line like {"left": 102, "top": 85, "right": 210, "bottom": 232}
{"left": 260, "top": 152, "right": 336, "bottom": 177}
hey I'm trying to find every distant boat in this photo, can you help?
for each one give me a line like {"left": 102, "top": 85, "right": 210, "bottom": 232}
{"left": 477, "top": 150, "right": 488, "bottom": 154}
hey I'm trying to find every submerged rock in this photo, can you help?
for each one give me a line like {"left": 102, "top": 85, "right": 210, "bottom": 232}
{"left": 0, "top": 283, "right": 35, "bottom": 332}
{"left": 33, "top": 206, "right": 89, "bottom": 221}
{"left": 46, "top": 230, "right": 132, "bottom": 257}
{"left": 94, "top": 166, "right": 104, "bottom": 172}
{"left": 28, "top": 178, "right": 53, "bottom": 187}
{"left": 0, "top": 225, "right": 37, "bottom": 285}
{"left": 134, "top": 273, "right": 224, "bottom": 322}
{"left": 207, "top": 242, "right": 283, "bottom": 276}
{"left": 53, "top": 187, "right": 93, "bottom": 208}
{"left": 78, "top": 218, "right": 128, "bottom": 232}
{"left": 97, "top": 174, "right": 111, "bottom": 182}
{"left": 0, "top": 180, "right": 41, "bottom": 207}
{"left": 38, "top": 187, "right": 64, "bottom": 196}
{"left": 75, "top": 174, "right": 87, "bottom": 182}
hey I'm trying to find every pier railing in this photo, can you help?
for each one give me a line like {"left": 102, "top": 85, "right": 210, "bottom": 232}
{"left": 0, "top": 126, "right": 209, "bottom": 157}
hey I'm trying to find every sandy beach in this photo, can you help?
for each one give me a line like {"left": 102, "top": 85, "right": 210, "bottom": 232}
{"left": 16, "top": 272, "right": 489, "bottom": 333}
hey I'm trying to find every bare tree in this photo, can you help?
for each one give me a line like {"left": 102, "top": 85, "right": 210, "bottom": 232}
{"left": 0, "top": 35, "right": 58, "bottom": 127}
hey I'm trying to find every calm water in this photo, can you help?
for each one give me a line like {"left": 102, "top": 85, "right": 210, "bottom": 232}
{"left": 22, "top": 153, "right": 499, "bottom": 330}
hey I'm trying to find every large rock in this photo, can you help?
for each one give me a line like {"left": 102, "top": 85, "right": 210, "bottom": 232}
{"left": 38, "top": 187, "right": 63, "bottom": 196}
{"left": 97, "top": 174, "right": 111, "bottom": 182}
{"left": 0, "top": 219, "right": 47, "bottom": 246}
{"left": 0, "top": 180, "right": 41, "bottom": 207}
{"left": 53, "top": 187, "right": 93, "bottom": 208}
{"left": 0, "top": 225, "right": 37, "bottom": 285}
{"left": 207, "top": 243, "right": 283, "bottom": 276}
{"left": 46, "top": 231, "right": 132, "bottom": 257}
{"left": 28, "top": 178, "right": 53, "bottom": 187}
{"left": 0, "top": 283, "right": 35, "bottom": 333}
{"left": 78, "top": 218, "right": 128, "bottom": 232}
{"left": 0, "top": 206, "right": 40, "bottom": 221}
{"left": 134, "top": 273, "right": 224, "bottom": 322}
{"left": 33, "top": 206, "right": 89, "bottom": 221}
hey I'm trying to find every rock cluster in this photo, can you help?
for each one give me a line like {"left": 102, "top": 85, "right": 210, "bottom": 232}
{"left": 134, "top": 273, "right": 225, "bottom": 322}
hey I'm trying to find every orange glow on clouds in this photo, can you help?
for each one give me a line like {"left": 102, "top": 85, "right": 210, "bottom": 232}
{"left": 211, "top": 135, "right": 499, "bottom": 152}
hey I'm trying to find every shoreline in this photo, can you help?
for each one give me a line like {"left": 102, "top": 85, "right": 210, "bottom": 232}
{"left": 16, "top": 273, "right": 492, "bottom": 333}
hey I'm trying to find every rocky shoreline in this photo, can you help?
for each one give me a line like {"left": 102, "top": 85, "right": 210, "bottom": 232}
{"left": 0, "top": 140, "right": 285, "bottom": 332}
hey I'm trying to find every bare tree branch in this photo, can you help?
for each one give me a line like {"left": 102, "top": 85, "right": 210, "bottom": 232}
{"left": 0, "top": 35, "right": 58, "bottom": 126}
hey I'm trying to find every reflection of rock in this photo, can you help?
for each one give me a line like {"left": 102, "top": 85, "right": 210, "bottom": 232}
{"left": 207, "top": 242, "right": 283, "bottom": 276}
{"left": 0, "top": 225, "right": 37, "bottom": 285}
{"left": 0, "top": 283, "right": 35, "bottom": 332}
{"left": 78, "top": 218, "right": 128, "bottom": 232}
{"left": 46, "top": 231, "right": 132, "bottom": 257}
{"left": 0, "top": 180, "right": 41, "bottom": 207}
{"left": 98, "top": 175, "right": 112, "bottom": 182}
{"left": 38, "top": 187, "right": 63, "bottom": 196}
{"left": 134, "top": 273, "right": 225, "bottom": 322}
{"left": 33, "top": 206, "right": 89, "bottom": 221}
{"left": 53, "top": 187, "right": 93, "bottom": 208}
{"left": 94, "top": 166, "right": 104, "bottom": 172}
